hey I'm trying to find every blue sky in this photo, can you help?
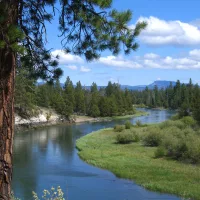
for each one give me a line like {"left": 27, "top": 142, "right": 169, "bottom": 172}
{"left": 45, "top": 0, "right": 200, "bottom": 86}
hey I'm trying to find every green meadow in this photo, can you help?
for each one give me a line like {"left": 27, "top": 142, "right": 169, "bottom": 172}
{"left": 76, "top": 118, "right": 200, "bottom": 200}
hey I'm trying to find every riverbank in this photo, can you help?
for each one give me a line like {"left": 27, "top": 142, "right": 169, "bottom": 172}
{"left": 76, "top": 124, "right": 200, "bottom": 200}
{"left": 15, "top": 109, "right": 148, "bottom": 131}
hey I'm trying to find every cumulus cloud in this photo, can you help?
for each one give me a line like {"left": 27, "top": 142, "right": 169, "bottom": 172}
{"left": 80, "top": 66, "right": 91, "bottom": 72}
{"left": 52, "top": 48, "right": 200, "bottom": 71}
{"left": 66, "top": 65, "right": 78, "bottom": 70}
{"left": 131, "top": 16, "right": 200, "bottom": 46}
{"left": 97, "top": 49, "right": 200, "bottom": 70}
{"left": 99, "top": 56, "right": 142, "bottom": 69}
{"left": 144, "top": 53, "right": 160, "bottom": 59}
{"left": 51, "top": 49, "right": 83, "bottom": 64}
{"left": 189, "top": 49, "right": 200, "bottom": 60}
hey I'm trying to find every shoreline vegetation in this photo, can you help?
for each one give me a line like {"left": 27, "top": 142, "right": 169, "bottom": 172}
{"left": 76, "top": 117, "right": 200, "bottom": 200}
{"left": 15, "top": 108, "right": 148, "bottom": 131}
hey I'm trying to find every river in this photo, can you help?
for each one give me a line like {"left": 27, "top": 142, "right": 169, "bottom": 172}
{"left": 13, "top": 108, "right": 180, "bottom": 200}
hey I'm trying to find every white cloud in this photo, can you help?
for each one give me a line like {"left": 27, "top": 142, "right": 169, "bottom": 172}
{"left": 80, "top": 66, "right": 91, "bottom": 72}
{"left": 189, "top": 49, "right": 200, "bottom": 60}
{"left": 132, "top": 16, "right": 200, "bottom": 46}
{"left": 144, "top": 53, "right": 160, "bottom": 59}
{"left": 51, "top": 48, "right": 200, "bottom": 71}
{"left": 51, "top": 49, "right": 83, "bottom": 65}
{"left": 98, "top": 49, "right": 200, "bottom": 70}
{"left": 99, "top": 56, "right": 142, "bottom": 69}
{"left": 66, "top": 65, "right": 78, "bottom": 70}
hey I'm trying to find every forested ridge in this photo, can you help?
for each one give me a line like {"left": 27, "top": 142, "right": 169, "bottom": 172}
{"left": 15, "top": 69, "right": 134, "bottom": 119}
{"left": 15, "top": 68, "right": 200, "bottom": 123}
{"left": 132, "top": 79, "right": 200, "bottom": 119}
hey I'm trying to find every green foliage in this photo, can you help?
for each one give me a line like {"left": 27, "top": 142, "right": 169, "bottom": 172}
{"left": 141, "top": 119, "right": 200, "bottom": 164}
{"left": 16, "top": 74, "right": 139, "bottom": 119}
{"left": 116, "top": 130, "right": 134, "bottom": 144}
{"left": 143, "top": 127, "right": 162, "bottom": 147}
{"left": 159, "top": 120, "right": 186, "bottom": 130}
{"left": 125, "top": 121, "right": 132, "bottom": 129}
{"left": 114, "top": 125, "right": 125, "bottom": 132}
{"left": 15, "top": 68, "right": 38, "bottom": 118}
{"left": 46, "top": 111, "right": 52, "bottom": 122}
{"left": 132, "top": 79, "right": 200, "bottom": 119}
{"left": 154, "top": 146, "right": 166, "bottom": 158}
{"left": 170, "top": 114, "right": 180, "bottom": 121}
{"left": 90, "top": 104, "right": 100, "bottom": 118}
{"left": 77, "top": 127, "right": 200, "bottom": 200}
{"left": 181, "top": 116, "right": 196, "bottom": 127}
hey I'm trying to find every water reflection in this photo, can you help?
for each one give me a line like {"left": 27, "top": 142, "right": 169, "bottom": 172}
{"left": 13, "top": 109, "right": 179, "bottom": 200}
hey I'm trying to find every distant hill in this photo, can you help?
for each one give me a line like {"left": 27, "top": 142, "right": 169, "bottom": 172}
{"left": 38, "top": 80, "right": 177, "bottom": 91}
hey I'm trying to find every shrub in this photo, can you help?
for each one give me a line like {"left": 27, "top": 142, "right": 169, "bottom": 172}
{"left": 116, "top": 130, "right": 134, "bottom": 144}
{"left": 162, "top": 126, "right": 182, "bottom": 138}
{"left": 125, "top": 121, "right": 132, "bottom": 129}
{"left": 46, "top": 111, "right": 52, "bottom": 122}
{"left": 114, "top": 125, "right": 124, "bottom": 132}
{"left": 143, "top": 127, "right": 162, "bottom": 147}
{"left": 181, "top": 116, "right": 196, "bottom": 127}
{"left": 159, "top": 120, "right": 186, "bottom": 130}
{"left": 131, "top": 130, "right": 140, "bottom": 142}
{"left": 154, "top": 146, "right": 166, "bottom": 158}
{"left": 136, "top": 120, "right": 142, "bottom": 127}
{"left": 183, "top": 137, "right": 200, "bottom": 164}
{"left": 170, "top": 114, "right": 180, "bottom": 121}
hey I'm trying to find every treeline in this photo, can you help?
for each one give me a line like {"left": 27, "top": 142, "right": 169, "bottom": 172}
{"left": 131, "top": 79, "right": 200, "bottom": 121}
{"left": 15, "top": 70, "right": 135, "bottom": 118}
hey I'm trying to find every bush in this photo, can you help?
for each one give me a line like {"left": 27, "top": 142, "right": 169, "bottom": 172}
{"left": 115, "top": 130, "right": 140, "bottom": 144}
{"left": 186, "top": 138, "right": 200, "bottom": 163}
{"left": 125, "top": 121, "right": 132, "bottom": 129}
{"left": 159, "top": 120, "right": 186, "bottom": 130}
{"left": 181, "top": 116, "right": 196, "bottom": 127}
{"left": 170, "top": 114, "right": 180, "bottom": 121}
{"left": 154, "top": 146, "right": 166, "bottom": 158}
{"left": 143, "top": 127, "right": 162, "bottom": 147}
{"left": 114, "top": 125, "right": 125, "bottom": 132}
{"left": 136, "top": 120, "right": 142, "bottom": 127}
{"left": 131, "top": 130, "right": 140, "bottom": 142}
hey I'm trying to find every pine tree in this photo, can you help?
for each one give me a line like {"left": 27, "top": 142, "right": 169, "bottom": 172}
{"left": 0, "top": 1, "right": 146, "bottom": 197}
{"left": 75, "top": 81, "right": 86, "bottom": 114}
{"left": 64, "top": 76, "right": 75, "bottom": 110}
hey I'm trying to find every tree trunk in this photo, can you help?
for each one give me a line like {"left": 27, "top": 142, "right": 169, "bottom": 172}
{"left": 0, "top": 50, "right": 16, "bottom": 200}
{"left": 0, "top": 1, "right": 18, "bottom": 199}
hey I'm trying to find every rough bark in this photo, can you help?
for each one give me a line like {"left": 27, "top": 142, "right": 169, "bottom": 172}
{"left": 0, "top": 50, "right": 15, "bottom": 200}
{"left": 0, "top": 1, "right": 18, "bottom": 199}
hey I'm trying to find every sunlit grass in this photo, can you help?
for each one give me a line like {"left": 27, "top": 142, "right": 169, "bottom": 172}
{"left": 76, "top": 127, "right": 200, "bottom": 200}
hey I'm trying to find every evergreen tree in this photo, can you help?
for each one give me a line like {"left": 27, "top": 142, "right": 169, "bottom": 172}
{"left": 0, "top": 0, "right": 146, "bottom": 196}
{"left": 15, "top": 68, "right": 37, "bottom": 116}
{"left": 64, "top": 76, "right": 75, "bottom": 110}
{"left": 75, "top": 81, "right": 86, "bottom": 114}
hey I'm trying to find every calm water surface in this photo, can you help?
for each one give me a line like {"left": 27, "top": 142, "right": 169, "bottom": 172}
{"left": 13, "top": 108, "right": 180, "bottom": 200}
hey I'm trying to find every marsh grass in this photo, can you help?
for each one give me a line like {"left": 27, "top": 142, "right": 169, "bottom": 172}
{"left": 76, "top": 121, "right": 200, "bottom": 200}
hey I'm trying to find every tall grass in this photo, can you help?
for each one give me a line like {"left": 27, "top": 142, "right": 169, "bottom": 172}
{"left": 76, "top": 117, "right": 200, "bottom": 199}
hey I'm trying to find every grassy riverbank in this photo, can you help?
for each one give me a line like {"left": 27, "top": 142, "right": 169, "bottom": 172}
{"left": 76, "top": 120, "right": 200, "bottom": 200}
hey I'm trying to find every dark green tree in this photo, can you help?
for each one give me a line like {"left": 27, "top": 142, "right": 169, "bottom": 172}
{"left": 15, "top": 68, "right": 37, "bottom": 117}
{"left": 64, "top": 76, "right": 75, "bottom": 110}
{"left": 0, "top": 0, "right": 146, "bottom": 197}
{"left": 75, "top": 81, "right": 86, "bottom": 114}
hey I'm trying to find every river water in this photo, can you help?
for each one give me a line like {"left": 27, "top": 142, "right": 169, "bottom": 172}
{"left": 13, "top": 108, "right": 180, "bottom": 200}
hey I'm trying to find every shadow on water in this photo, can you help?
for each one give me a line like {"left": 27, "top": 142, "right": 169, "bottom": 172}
{"left": 12, "top": 108, "right": 180, "bottom": 200}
